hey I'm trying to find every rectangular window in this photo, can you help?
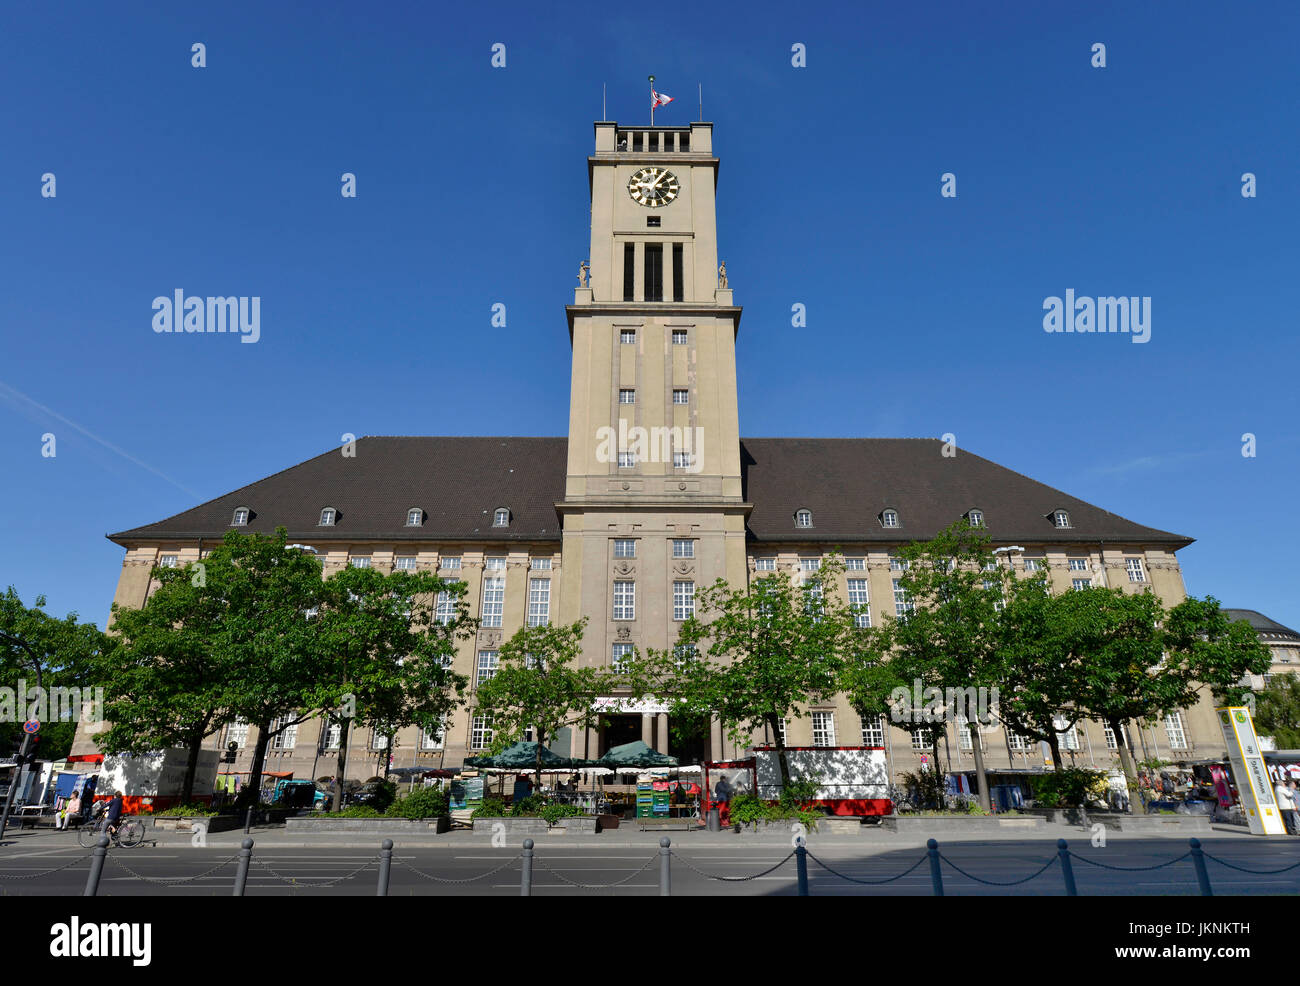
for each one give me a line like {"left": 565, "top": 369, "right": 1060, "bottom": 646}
{"left": 672, "top": 539, "right": 694, "bottom": 558}
{"left": 441, "top": 556, "right": 462, "bottom": 570}
{"left": 911, "top": 729, "right": 932, "bottom": 751}
{"left": 269, "top": 714, "right": 298, "bottom": 751}
{"left": 623, "top": 244, "right": 635, "bottom": 301}
{"left": 1007, "top": 731, "right": 1030, "bottom": 752}
{"left": 672, "top": 329, "right": 687, "bottom": 345}
{"left": 476, "top": 650, "right": 499, "bottom": 685}
{"left": 1022, "top": 556, "right": 1042, "bottom": 572}
{"left": 613, "top": 580, "right": 636, "bottom": 621}
{"left": 799, "top": 557, "right": 821, "bottom": 572}
{"left": 846, "top": 557, "right": 865, "bottom": 570}
{"left": 321, "top": 720, "right": 342, "bottom": 750}
{"left": 1068, "top": 558, "right": 1089, "bottom": 571}
{"left": 611, "top": 643, "right": 634, "bottom": 671}
{"left": 530, "top": 557, "right": 552, "bottom": 570}
{"left": 527, "top": 578, "right": 550, "bottom": 627}
{"left": 1072, "top": 578, "right": 1092, "bottom": 591}
{"left": 435, "top": 591, "right": 456, "bottom": 626}
{"left": 371, "top": 731, "right": 389, "bottom": 751}
{"left": 226, "top": 719, "right": 250, "bottom": 749}
{"left": 754, "top": 557, "right": 775, "bottom": 571}
{"left": 957, "top": 715, "right": 973, "bottom": 751}
{"left": 158, "top": 554, "right": 178, "bottom": 568}
{"left": 679, "top": 133, "right": 689, "bottom": 152}
{"left": 421, "top": 723, "right": 444, "bottom": 751}
{"left": 672, "top": 243, "right": 684, "bottom": 302}
{"left": 672, "top": 389, "right": 689, "bottom": 404}
{"left": 890, "top": 556, "right": 909, "bottom": 572}
{"left": 484, "top": 556, "right": 506, "bottom": 570}
{"left": 613, "top": 539, "right": 635, "bottom": 558}
{"left": 644, "top": 243, "right": 663, "bottom": 302}
{"left": 1164, "top": 712, "right": 1187, "bottom": 749}
{"left": 673, "top": 451, "right": 692, "bottom": 468}
{"left": 1103, "top": 724, "right": 1118, "bottom": 750}
{"left": 812, "top": 711, "right": 836, "bottom": 747}
{"left": 481, "top": 577, "right": 504, "bottom": 627}
{"left": 350, "top": 556, "right": 372, "bottom": 569}
{"left": 893, "top": 579, "right": 913, "bottom": 617}
{"left": 619, "top": 388, "right": 635, "bottom": 404}
{"left": 1126, "top": 558, "right": 1146, "bottom": 583}
{"left": 620, "top": 329, "right": 636, "bottom": 345}
{"left": 471, "top": 715, "right": 493, "bottom": 750}
{"left": 861, "top": 714, "right": 885, "bottom": 747}
{"left": 394, "top": 556, "right": 417, "bottom": 570}
{"left": 1058, "top": 724, "right": 1080, "bottom": 751}
{"left": 777, "top": 719, "right": 787, "bottom": 746}
{"left": 848, "top": 579, "right": 871, "bottom": 628}
{"left": 673, "top": 581, "right": 695, "bottom": 621}
{"left": 618, "top": 451, "right": 636, "bottom": 468}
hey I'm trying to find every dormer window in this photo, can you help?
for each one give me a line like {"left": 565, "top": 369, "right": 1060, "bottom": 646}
{"left": 231, "top": 507, "right": 250, "bottom": 526}
{"left": 967, "top": 509, "right": 985, "bottom": 528}
{"left": 881, "top": 509, "right": 900, "bottom": 529}
{"left": 795, "top": 509, "right": 813, "bottom": 529}
{"left": 319, "top": 507, "right": 337, "bottom": 527}
{"left": 406, "top": 508, "right": 423, "bottom": 527}
{"left": 1052, "top": 509, "right": 1072, "bottom": 529}
{"left": 493, "top": 507, "right": 510, "bottom": 527}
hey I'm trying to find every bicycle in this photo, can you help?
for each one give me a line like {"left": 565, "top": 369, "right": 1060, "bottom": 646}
{"left": 78, "top": 816, "right": 145, "bottom": 849}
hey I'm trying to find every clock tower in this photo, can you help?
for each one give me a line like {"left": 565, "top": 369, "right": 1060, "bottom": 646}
{"left": 559, "top": 121, "right": 748, "bottom": 702}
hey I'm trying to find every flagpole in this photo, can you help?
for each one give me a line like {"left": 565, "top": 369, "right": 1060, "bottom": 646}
{"left": 698, "top": 83, "right": 702, "bottom": 122}
{"left": 649, "top": 74, "right": 655, "bottom": 126}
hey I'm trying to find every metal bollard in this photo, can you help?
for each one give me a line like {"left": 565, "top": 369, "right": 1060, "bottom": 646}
{"left": 83, "top": 834, "right": 109, "bottom": 897}
{"left": 927, "top": 838, "right": 944, "bottom": 896}
{"left": 243, "top": 806, "right": 254, "bottom": 835}
{"left": 794, "top": 837, "right": 809, "bottom": 896}
{"left": 377, "top": 839, "right": 393, "bottom": 896}
{"left": 1057, "top": 839, "right": 1077, "bottom": 896}
{"left": 232, "top": 838, "right": 254, "bottom": 896}
{"left": 659, "top": 837, "right": 672, "bottom": 896}
{"left": 520, "top": 839, "right": 534, "bottom": 896}
{"left": 1188, "top": 838, "right": 1213, "bottom": 897}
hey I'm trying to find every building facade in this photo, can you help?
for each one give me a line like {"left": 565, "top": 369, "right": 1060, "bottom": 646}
{"left": 80, "top": 120, "right": 1229, "bottom": 785}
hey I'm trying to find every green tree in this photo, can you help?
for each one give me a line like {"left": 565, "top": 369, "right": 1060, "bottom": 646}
{"left": 0, "top": 587, "right": 108, "bottom": 759}
{"left": 626, "top": 555, "right": 856, "bottom": 787}
{"left": 1255, "top": 674, "right": 1300, "bottom": 749}
{"left": 473, "top": 618, "right": 607, "bottom": 790}
{"left": 312, "top": 564, "right": 473, "bottom": 810}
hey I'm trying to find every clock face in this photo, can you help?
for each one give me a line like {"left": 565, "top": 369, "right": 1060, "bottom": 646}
{"left": 627, "top": 167, "right": 680, "bottom": 208}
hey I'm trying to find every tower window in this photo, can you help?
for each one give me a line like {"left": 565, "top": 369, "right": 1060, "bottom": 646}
{"left": 644, "top": 243, "right": 664, "bottom": 302}
{"left": 679, "top": 133, "right": 689, "bottom": 152}
{"left": 649, "top": 132, "right": 659, "bottom": 152}
{"left": 673, "top": 389, "right": 688, "bottom": 404}
{"left": 620, "top": 329, "right": 636, "bottom": 344}
{"left": 623, "top": 244, "right": 635, "bottom": 301}
{"left": 672, "top": 329, "right": 687, "bottom": 345}
{"left": 632, "top": 132, "right": 643, "bottom": 152}
{"left": 672, "top": 243, "right": 684, "bottom": 302}
{"left": 646, "top": 216, "right": 661, "bottom": 228}
{"left": 619, "top": 389, "right": 635, "bottom": 404}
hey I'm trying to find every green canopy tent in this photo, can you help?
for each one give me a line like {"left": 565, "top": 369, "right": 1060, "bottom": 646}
{"left": 594, "top": 740, "right": 678, "bottom": 769}
{"left": 464, "top": 741, "right": 586, "bottom": 772}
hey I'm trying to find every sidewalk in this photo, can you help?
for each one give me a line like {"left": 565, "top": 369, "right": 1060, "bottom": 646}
{"left": 3, "top": 819, "right": 1261, "bottom": 853}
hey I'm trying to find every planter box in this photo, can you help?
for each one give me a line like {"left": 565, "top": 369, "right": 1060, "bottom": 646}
{"left": 151, "top": 815, "right": 239, "bottom": 833}
{"left": 555, "top": 816, "right": 598, "bottom": 834}
{"left": 880, "top": 814, "right": 1046, "bottom": 834}
{"left": 285, "top": 815, "right": 452, "bottom": 834}
{"left": 470, "top": 817, "right": 551, "bottom": 836}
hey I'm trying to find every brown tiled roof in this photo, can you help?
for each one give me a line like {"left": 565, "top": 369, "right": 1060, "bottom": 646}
{"left": 109, "top": 436, "right": 1191, "bottom": 549}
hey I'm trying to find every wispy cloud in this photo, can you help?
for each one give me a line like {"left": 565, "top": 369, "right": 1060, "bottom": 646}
{"left": 0, "top": 380, "right": 200, "bottom": 498}
{"left": 1087, "top": 449, "right": 1217, "bottom": 478}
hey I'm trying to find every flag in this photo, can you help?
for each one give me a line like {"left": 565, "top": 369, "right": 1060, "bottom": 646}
{"left": 651, "top": 88, "right": 673, "bottom": 110}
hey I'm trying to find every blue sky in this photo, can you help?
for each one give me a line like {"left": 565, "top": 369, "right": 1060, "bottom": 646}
{"left": 1, "top": 1, "right": 1297, "bottom": 630}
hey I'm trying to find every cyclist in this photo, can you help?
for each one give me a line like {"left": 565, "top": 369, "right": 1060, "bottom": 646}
{"left": 102, "top": 793, "right": 124, "bottom": 839}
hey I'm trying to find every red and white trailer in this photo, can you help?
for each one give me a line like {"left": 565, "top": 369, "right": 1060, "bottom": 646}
{"left": 705, "top": 745, "right": 892, "bottom": 820}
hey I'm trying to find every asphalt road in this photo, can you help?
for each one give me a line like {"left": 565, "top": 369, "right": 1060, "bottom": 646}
{"left": 1, "top": 838, "right": 1296, "bottom": 896}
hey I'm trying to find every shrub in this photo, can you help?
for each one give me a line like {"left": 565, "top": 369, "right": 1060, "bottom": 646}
{"left": 1030, "top": 768, "right": 1106, "bottom": 808}
{"left": 901, "top": 770, "right": 946, "bottom": 811}
{"left": 154, "top": 802, "right": 216, "bottom": 817}
{"left": 471, "top": 796, "right": 507, "bottom": 818}
{"left": 510, "top": 795, "right": 544, "bottom": 817}
{"left": 386, "top": 787, "right": 450, "bottom": 819}
{"left": 333, "top": 805, "right": 383, "bottom": 818}
{"left": 539, "top": 802, "right": 585, "bottom": 825}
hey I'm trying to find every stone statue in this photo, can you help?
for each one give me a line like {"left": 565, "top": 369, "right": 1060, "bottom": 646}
{"left": 718, "top": 261, "right": 728, "bottom": 288}
{"left": 578, "top": 260, "right": 589, "bottom": 287}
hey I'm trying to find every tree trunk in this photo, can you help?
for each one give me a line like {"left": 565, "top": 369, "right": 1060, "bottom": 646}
{"left": 332, "top": 717, "right": 352, "bottom": 811}
{"left": 236, "top": 719, "right": 273, "bottom": 809}
{"left": 180, "top": 728, "right": 204, "bottom": 803}
{"left": 969, "top": 722, "right": 991, "bottom": 810}
{"left": 1047, "top": 732, "right": 1064, "bottom": 772}
{"left": 768, "top": 714, "right": 791, "bottom": 793}
{"left": 534, "top": 730, "right": 544, "bottom": 795}
{"left": 930, "top": 737, "right": 944, "bottom": 809}
{"left": 1109, "top": 717, "right": 1136, "bottom": 811}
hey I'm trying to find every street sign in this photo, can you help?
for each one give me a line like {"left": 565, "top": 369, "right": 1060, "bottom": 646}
{"left": 22, "top": 720, "right": 39, "bottom": 734}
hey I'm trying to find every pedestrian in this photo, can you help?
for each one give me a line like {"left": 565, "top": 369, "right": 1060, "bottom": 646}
{"left": 57, "top": 791, "right": 81, "bottom": 830}
{"left": 1273, "top": 777, "right": 1296, "bottom": 835}
{"left": 1288, "top": 779, "right": 1300, "bottom": 835}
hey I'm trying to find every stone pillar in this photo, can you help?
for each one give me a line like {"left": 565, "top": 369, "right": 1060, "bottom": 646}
{"left": 710, "top": 719, "right": 723, "bottom": 762}
{"left": 642, "top": 714, "right": 653, "bottom": 746}
{"left": 655, "top": 714, "right": 669, "bottom": 754}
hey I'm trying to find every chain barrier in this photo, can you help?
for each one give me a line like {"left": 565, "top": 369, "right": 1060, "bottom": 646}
{"left": 250, "top": 854, "right": 379, "bottom": 888}
{"left": 1199, "top": 851, "right": 1300, "bottom": 875}
{"left": 1068, "top": 850, "right": 1190, "bottom": 872}
{"left": 670, "top": 849, "right": 795, "bottom": 882}
{"left": 106, "top": 853, "right": 241, "bottom": 886}
{"left": 940, "top": 852, "right": 1059, "bottom": 886}
{"left": 533, "top": 853, "right": 659, "bottom": 889}
{"left": 805, "top": 850, "right": 928, "bottom": 885}
{"left": 0, "top": 852, "right": 95, "bottom": 881}
{"left": 393, "top": 853, "right": 523, "bottom": 885}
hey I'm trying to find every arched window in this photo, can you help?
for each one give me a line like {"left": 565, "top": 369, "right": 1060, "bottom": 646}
{"left": 1052, "top": 509, "right": 1071, "bottom": 529}
{"left": 795, "top": 509, "right": 813, "bottom": 529}
{"left": 406, "top": 507, "right": 423, "bottom": 527}
{"left": 319, "top": 507, "right": 337, "bottom": 527}
{"left": 881, "top": 508, "right": 900, "bottom": 529}
{"left": 231, "top": 506, "right": 250, "bottom": 526}
{"left": 493, "top": 507, "right": 510, "bottom": 527}
{"left": 967, "top": 509, "right": 985, "bottom": 528}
